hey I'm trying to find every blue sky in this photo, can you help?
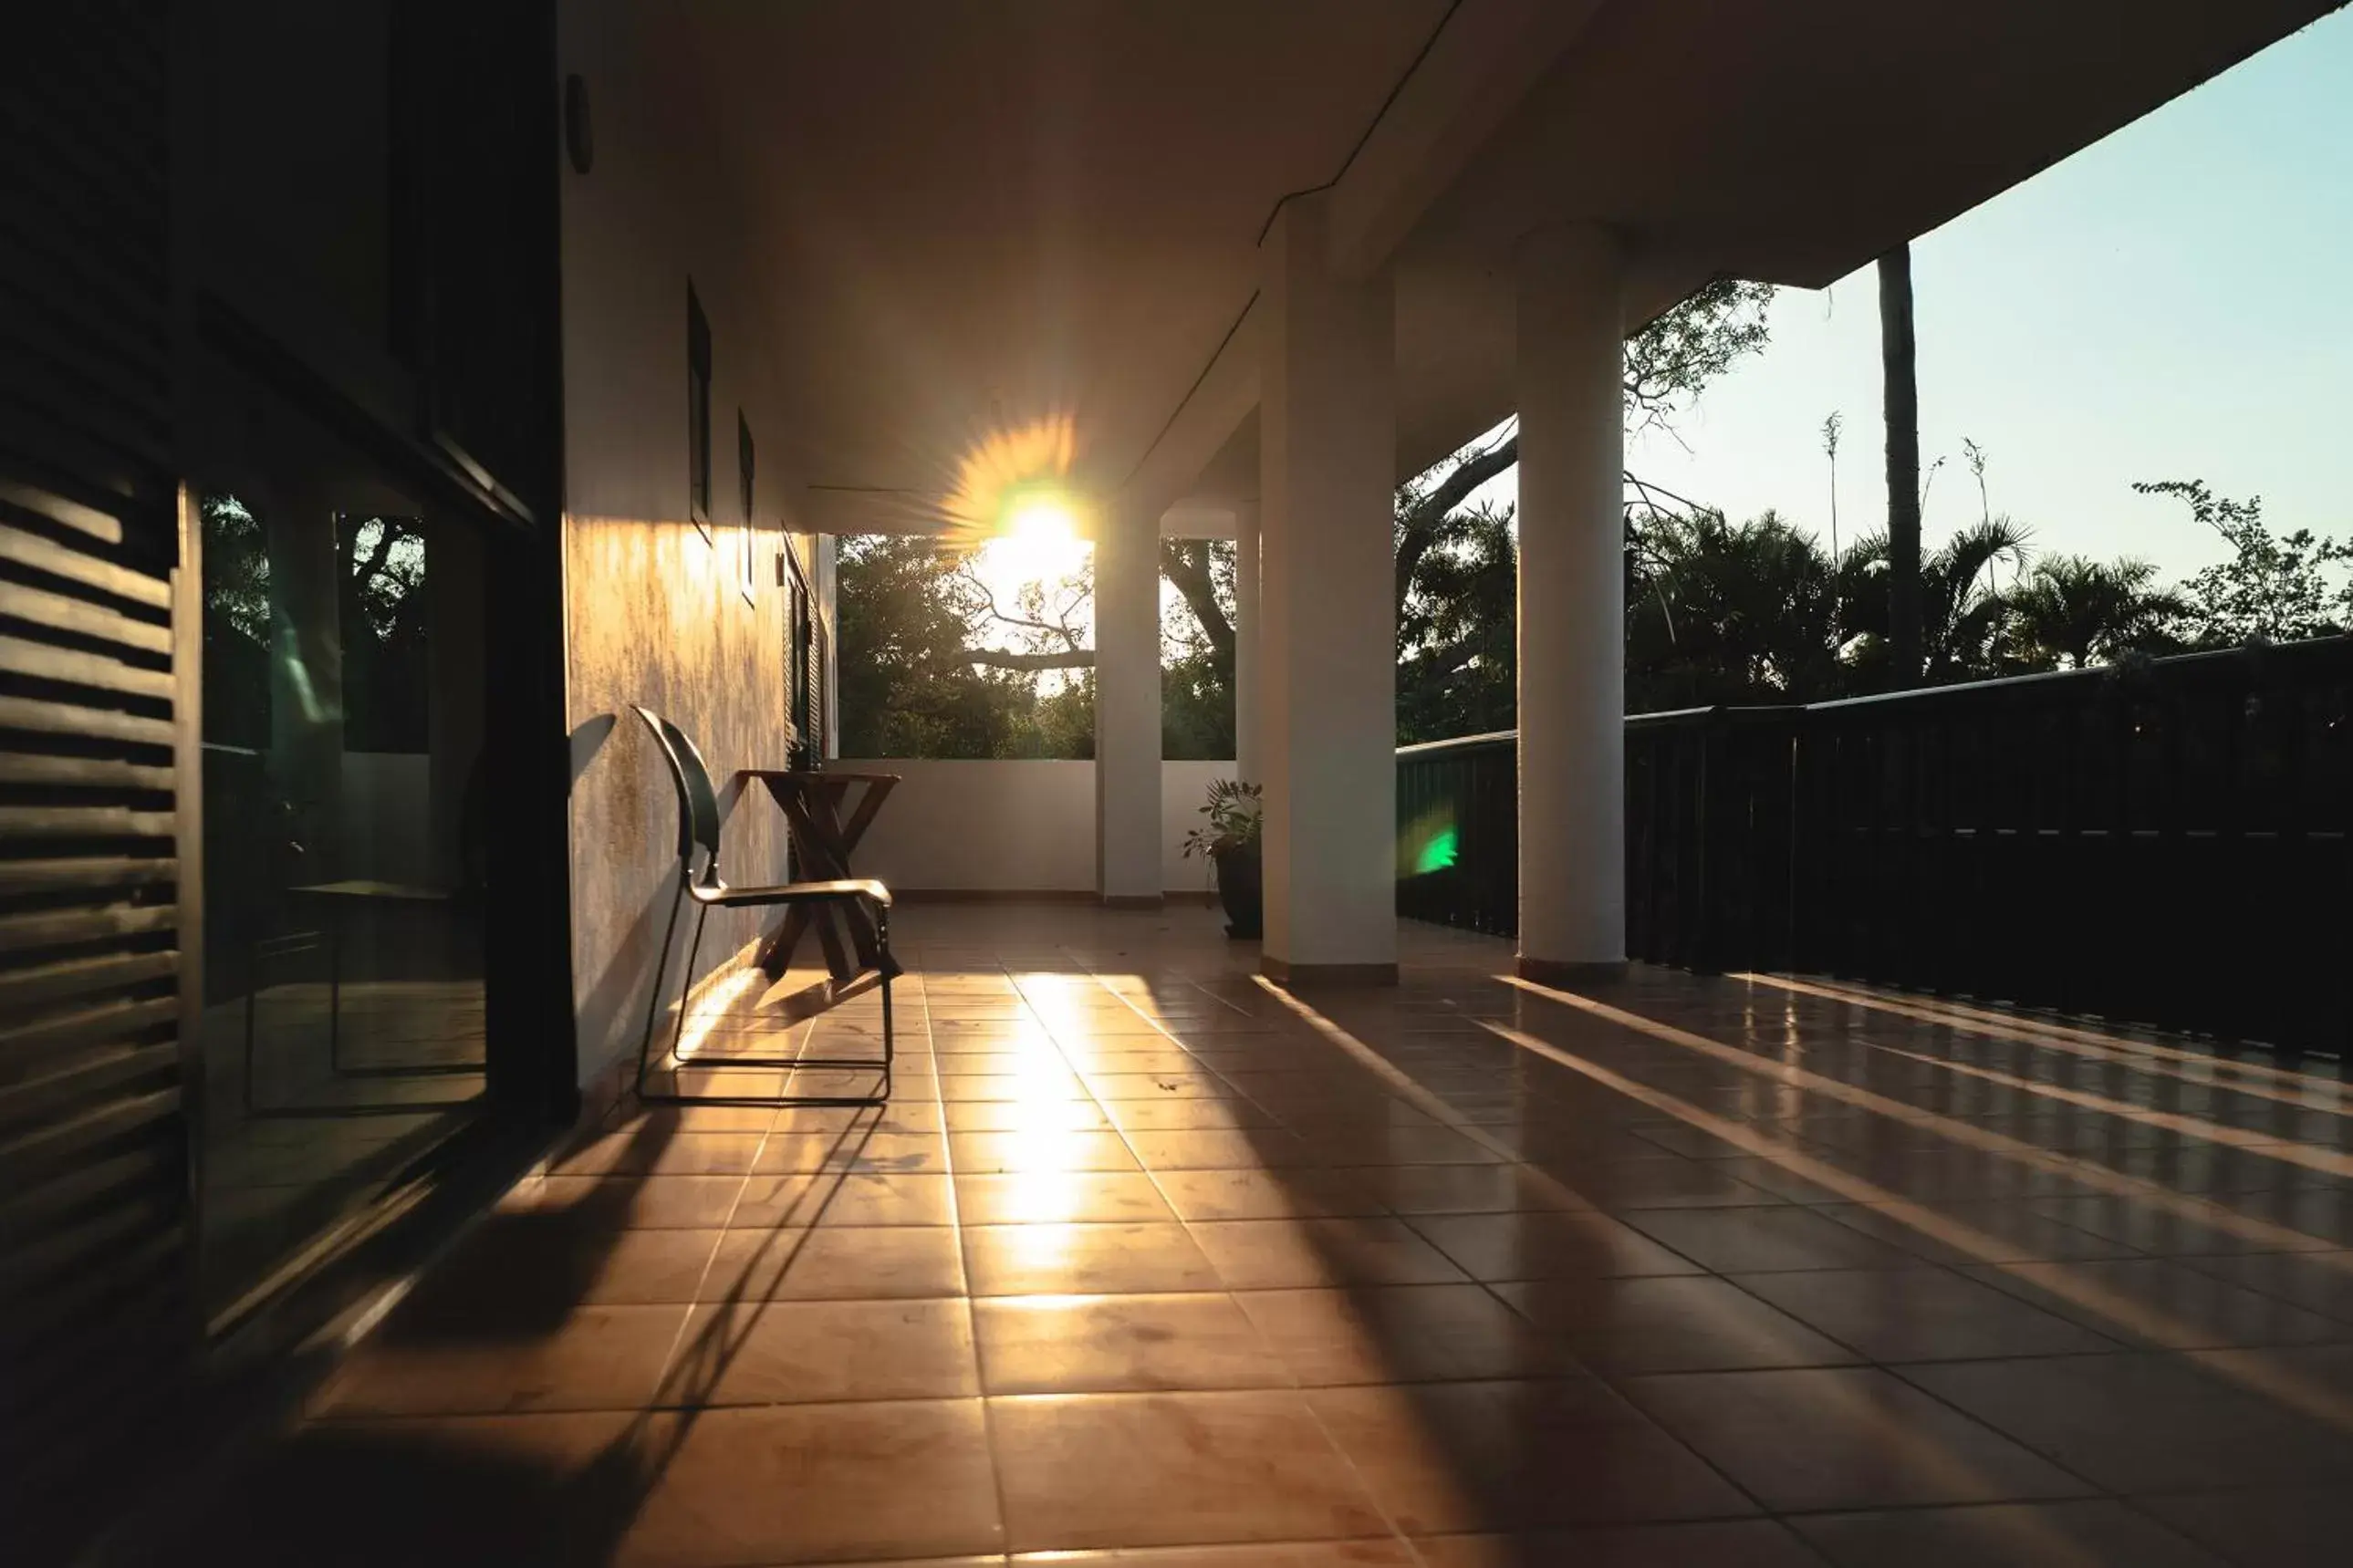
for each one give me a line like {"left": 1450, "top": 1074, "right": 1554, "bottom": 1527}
{"left": 1473, "top": 6, "right": 2352, "bottom": 581}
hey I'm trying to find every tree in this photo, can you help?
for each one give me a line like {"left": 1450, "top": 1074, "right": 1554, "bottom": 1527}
{"left": 1878, "top": 244, "right": 1922, "bottom": 686}
{"left": 1836, "top": 518, "right": 2031, "bottom": 686}
{"left": 2006, "top": 555, "right": 2187, "bottom": 670}
{"left": 1626, "top": 504, "right": 1841, "bottom": 710}
{"left": 2136, "top": 479, "right": 2353, "bottom": 646}
{"left": 836, "top": 534, "right": 1095, "bottom": 758}
{"left": 1394, "top": 277, "right": 1778, "bottom": 735}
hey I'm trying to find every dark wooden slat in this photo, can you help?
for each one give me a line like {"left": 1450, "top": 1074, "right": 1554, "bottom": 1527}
{"left": 0, "top": 949, "right": 177, "bottom": 1015}
{"left": 0, "top": 521, "right": 169, "bottom": 607}
{"left": 0, "top": 856, "right": 175, "bottom": 895}
{"left": 0, "top": 1084, "right": 180, "bottom": 1188}
{"left": 0, "top": 692, "right": 174, "bottom": 747}
{"left": 0, "top": 805, "right": 175, "bottom": 840}
{"left": 0, "top": 1033, "right": 180, "bottom": 1131}
{"left": 0, "top": 632, "right": 174, "bottom": 701}
{"left": 0, "top": 1140, "right": 180, "bottom": 1243}
{"left": 0, "top": 477, "right": 125, "bottom": 548}
{"left": 0, "top": 577, "right": 174, "bottom": 655}
{"left": 0, "top": 901, "right": 176, "bottom": 955}
{"left": 0, "top": 753, "right": 175, "bottom": 790}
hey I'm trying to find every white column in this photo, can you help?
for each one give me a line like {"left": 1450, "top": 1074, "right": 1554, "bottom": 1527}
{"left": 1094, "top": 501, "right": 1161, "bottom": 906}
{"left": 1259, "top": 194, "right": 1396, "bottom": 983}
{"left": 1515, "top": 222, "right": 1625, "bottom": 980}
{"left": 1233, "top": 499, "right": 1260, "bottom": 783}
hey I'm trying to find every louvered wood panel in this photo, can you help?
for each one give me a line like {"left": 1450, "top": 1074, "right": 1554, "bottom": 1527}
{"left": 0, "top": 0, "right": 192, "bottom": 1551}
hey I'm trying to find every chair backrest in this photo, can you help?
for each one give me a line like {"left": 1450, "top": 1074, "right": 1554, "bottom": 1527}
{"left": 632, "top": 705, "right": 723, "bottom": 884}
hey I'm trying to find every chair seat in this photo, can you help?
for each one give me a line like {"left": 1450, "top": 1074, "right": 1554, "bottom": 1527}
{"left": 692, "top": 876, "right": 891, "bottom": 909}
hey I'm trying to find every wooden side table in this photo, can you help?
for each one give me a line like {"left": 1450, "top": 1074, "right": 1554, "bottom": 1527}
{"left": 739, "top": 770, "right": 901, "bottom": 981}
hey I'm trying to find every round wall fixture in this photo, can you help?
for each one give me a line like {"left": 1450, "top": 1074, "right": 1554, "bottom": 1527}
{"left": 565, "top": 74, "right": 593, "bottom": 173}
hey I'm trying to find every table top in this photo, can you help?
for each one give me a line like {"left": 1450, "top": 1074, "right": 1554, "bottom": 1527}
{"left": 289, "top": 879, "right": 455, "bottom": 902}
{"left": 739, "top": 769, "right": 901, "bottom": 785}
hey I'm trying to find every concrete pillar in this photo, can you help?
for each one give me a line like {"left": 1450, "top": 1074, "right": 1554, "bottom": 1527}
{"left": 1515, "top": 222, "right": 1626, "bottom": 980}
{"left": 1233, "top": 499, "right": 1260, "bottom": 782}
{"left": 1094, "top": 501, "right": 1161, "bottom": 906}
{"left": 1258, "top": 194, "right": 1396, "bottom": 983}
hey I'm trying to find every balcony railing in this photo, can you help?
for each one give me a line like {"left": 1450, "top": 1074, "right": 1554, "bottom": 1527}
{"left": 1397, "top": 636, "right": 2353, "bottom": 1054}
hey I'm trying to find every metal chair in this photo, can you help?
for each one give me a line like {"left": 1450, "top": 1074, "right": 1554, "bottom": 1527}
{"left": 632, "top": 705, "right": 894, "bottom": 1106}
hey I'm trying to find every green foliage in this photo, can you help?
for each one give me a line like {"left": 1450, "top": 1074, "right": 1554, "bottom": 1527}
{"left": 1179, "top": 777, "right": 1262, "bottom": 860}
{"left": 2005, "top": 555, "right": 2187, "bottom": 670}
{"left": 2135, "top": 480, "right": 2352, "bottom": 646}
{"left": 836, "top": 534, "right": 1097, "bottom": 758}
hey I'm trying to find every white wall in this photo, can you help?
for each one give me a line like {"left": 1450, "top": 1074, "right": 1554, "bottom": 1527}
{"left": 558, "top": 0, "right": 826, "bottom": 1088}
{"left": 838, "top": 760, "right": 1236, "bottom": 895}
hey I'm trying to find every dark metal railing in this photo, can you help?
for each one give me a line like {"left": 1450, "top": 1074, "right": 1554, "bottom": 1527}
{"left": 1397, "top": 636, "right": 2353, "bottom": 1054}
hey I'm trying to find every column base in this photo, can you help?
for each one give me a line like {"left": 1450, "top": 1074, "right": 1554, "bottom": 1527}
{"left": 1516, "top": 956, "right": 1629, "bottom": 987}
{"left": 1261, "top": 956, "right": 1399, "bottom": 987}
{"left": 1099, "top": 893, "right": 1165, "bottom": 911}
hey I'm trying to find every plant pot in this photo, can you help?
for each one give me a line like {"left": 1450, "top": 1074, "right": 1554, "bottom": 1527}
{"left": 1210, "top": 844, "right": 1262, "bottom": 939}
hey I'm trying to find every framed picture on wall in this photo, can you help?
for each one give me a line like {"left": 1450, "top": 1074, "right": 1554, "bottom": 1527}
{"left": 738, "top": 411, "right": 756, "bottom": 605}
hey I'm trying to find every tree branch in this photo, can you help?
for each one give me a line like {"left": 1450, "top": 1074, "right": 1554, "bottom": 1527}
{"left": 1159, "top": 539, "right": 1234, "bottom": 661}
{"left": 968, "top": 649, "right": 1096, "bottom": 671}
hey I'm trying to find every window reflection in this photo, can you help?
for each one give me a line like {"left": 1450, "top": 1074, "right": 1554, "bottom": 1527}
{"left": 196, "top": 441, "right": 489, "bottom": 1316}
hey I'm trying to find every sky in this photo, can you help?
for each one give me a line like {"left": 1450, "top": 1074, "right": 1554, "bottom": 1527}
{"left": 1471, "top": 6, "right": 2353, "bottom": 581}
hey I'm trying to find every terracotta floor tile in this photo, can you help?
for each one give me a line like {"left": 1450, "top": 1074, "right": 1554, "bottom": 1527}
{"left": 611, "top": 1399, "right": 1003, "bottom": 1565}
{"left": 1407, "top": 1210, "right": 1703, "bottom": 1282}
{"left": 1621, "top": 1366, "right": 2088, "bottom": 1511}
{"left": 547, "top": 1129, "right": 767, "bottom": 1178}
{"left": 1234, "top": 1284, "right": 1570, "bottom": 1385}
{"left": 663, "top": 1298, "right": 979, "bottom": 1405}
{"left": 2174, "top": 1249, "right": 2353, "bottom": 1322}
{"left": 1902, "top": 1352, "right": 2353, "bottom": 1492}
{"left": 1300, "top": 1127, "right": 1507, "bottom": 1167}
{"left": 1790, "top": 1500, "right": 2220, "bottom": 1567}
{"left": 1190, "top": 1216, "right": 1469, "bottom": 1289}
{"left": 1966, "top": 1257, "right": 2352, "bottom": 1349}
{"left": 956, "top": 1171, "right": 1177, "bottom": 1225}
{"left": 1412, "top": 1521, "right": 1823, "bottom": 1568}
{"left": 734, "top": 1171, "right": 957, "bottom": 1228}
{"left": 1621, "top": 1207, "right": 1931, "bottom": 1273}
{"left": 973, "top": 1292, "right": 1288, "bottom": 1394}
{"left": 943, "top": 1098, "right": 1110, "bottom": 1132}
{"left": 1307, "top": 1380, "right": 1754, "bottom": 1533}
{"left": 1732, "top": 1267, "right": 2119, "bottom": 1363}
{"left": 2026, "top": 1193, "right": 2340, "bottom": 1256}
{"left": 2136, "top": 1485, "right": 2353, "bottom": 1568}
{"left": 755, "top": 1129, "right": 951, "bottom": 1175}
{"left": 1809, "top": 1199, "right": 2145, "bottom": 1266}
{"left": 500, "top": 1175, "right": 746, "bottom": 1230}
{"left": 988, "top": 1390, "right": 1389, "bottom": 1552}
{"left": 707, "top": 1225, "right": 966, "bottom": 1301}
{"left": 963, "top": 1222, "right": 1223, "bottom": 1296}
{"left": 1153, "top": 1168, "right": 1388, "bottom": 1221}
{"left": 397, "top": 1219, "right": 723, "bottom": 1314}
{"left": 1538, "top": 1159, "right": 1786, "bottom": 1211}
{"left": 1008, "top": 1543, "right": 1413, "bottom": 1566}
{"left": 316, "top": 1303, "right": 689, "bottom": 1417}
{"left": 938, "top": 1073, "right": 1088, "bottom": 1102}
{"left": 1494, "top": 1275, "right": 1862, "bottom": 1375}
{"left": 1102, "top": 1096, "right": 1285, "bottom": 1132}
{"left": 1325, "top": 1163, "right": 1579, "bottom": 1216}
{"left": 1121, "top": 1129, "right": 1320, "bottom": 1169}
{"left": 950, "top": 1129, "right": 1143, "bottom": 1173}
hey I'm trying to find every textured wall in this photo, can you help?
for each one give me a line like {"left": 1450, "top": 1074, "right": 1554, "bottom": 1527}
{"left": 559, "top": 0, "right": 823, "bottom": 1086}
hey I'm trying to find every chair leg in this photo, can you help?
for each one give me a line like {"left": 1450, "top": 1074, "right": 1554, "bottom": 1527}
{"left": 633, "top": 887, "right": 687, "bottom": 1100}
{"left": 876, "top": 903, "right": 894, "bottom": 1102}
{"left": 670, "top": 901, "right": 711, "bottom": 1067}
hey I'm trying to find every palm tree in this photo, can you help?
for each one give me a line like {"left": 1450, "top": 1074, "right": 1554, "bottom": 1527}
{"left": 1836, "top": 518, "right": 2031, "bottom": 685}
{"left": 1879, "top": 244, "right": 1922, "bottom": 685}
{"left": 2007, "top": 555, "right": 2187, "bottom": 670}
{"left": 1628, "top": 507, "right": 1842, "bottom": 708}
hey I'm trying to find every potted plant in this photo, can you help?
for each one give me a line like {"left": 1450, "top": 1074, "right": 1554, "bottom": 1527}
{"left": 1181, "top": 778, "right": 1263, "bottom": 939}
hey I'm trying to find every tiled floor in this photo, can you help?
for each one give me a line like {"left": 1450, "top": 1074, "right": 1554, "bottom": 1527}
{"left": 184, "top": 905, "right": 2353, "bottom": 1565}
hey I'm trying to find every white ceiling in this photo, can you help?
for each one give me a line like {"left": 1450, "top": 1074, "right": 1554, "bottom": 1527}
{"left": 663, "top": 0, "right": 2340, "bottom": 534}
